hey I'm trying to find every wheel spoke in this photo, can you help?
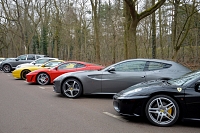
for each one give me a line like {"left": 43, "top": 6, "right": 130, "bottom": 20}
{"left": 64, "top": 88, "right": 70, "bottom": 93}
{"left": 156, "top": 113, "right": 163, "bottom": 123}
{"left": 165, "top": 103, "right": 174, "bottom": 110}
{"left": 166, "top": 112, "right": 174, "bottom": 120}
{"left": 156, "top": 98, "right": 163, "bottom": 107}
{"left": 72, "top": 81, "right": 77, "bottom": 88}
{"left": 65, "top": 82, "right": 71, "bottom": 88}
{"left": 149, "top": 107, "right": 158, "bottom": 114}
{"left": 69, "top": 90, "right": 74, "bottom": 97}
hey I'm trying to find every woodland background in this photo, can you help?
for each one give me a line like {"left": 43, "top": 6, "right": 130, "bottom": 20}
{"left": 0, "top": 0, "right": 200, "bottom": 69}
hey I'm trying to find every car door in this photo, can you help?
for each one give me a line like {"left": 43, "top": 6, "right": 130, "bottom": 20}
{"left": 12, "top": 55, "right": 28, "bottom": 67}
{"left": 23, "top": 54, "right": 36, "bottom": 64}
{"left": 50, "top": 62, "right": 78, "bottom": 80}
{"left": 184, "top": 81, "right": 200, "bottom": 118}
{"left": 101, "top": 60, "right": 147, "bottom": 93}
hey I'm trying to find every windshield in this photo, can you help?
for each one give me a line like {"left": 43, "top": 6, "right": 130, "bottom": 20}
{"left": 168, "top": 70, "right": 200, "bottom": 86}
{"left": 44, "top": 61, "right": 63, "bottom": 67}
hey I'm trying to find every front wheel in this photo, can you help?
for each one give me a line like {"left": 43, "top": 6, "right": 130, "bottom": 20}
{"left": 21, "top": 69, "right": 31, "bottom": 80}
{"left": 62, "top": 78, "right": 82, "bottom": 98}
{"left": 145, "top": 95, "right": 179, "bottom": 127}
{"left": 36, "top": 73, "right": 50, "bottom": 85}
{"left": 3, "top": 64, "right": 11, "bottom": 73}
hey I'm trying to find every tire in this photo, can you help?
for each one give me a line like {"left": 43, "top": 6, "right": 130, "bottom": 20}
{"left": 36, "top": 73, "right": 50, "bottom": 85}
{"left": 3, "top": 64, "right": 11, "bottom": 73}
{"left": 145, "top": 95, "right": 179, "bottom": 127}
{"left": 62, "top": 78, "right": 82, "bottom": 98}
{"left": 21, "top": 69, "right": 31, "bottom": 80}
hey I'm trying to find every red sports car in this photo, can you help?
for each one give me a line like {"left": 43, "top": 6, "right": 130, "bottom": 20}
{"left": 26, "top": 61, "right": 104, "bottom": 85}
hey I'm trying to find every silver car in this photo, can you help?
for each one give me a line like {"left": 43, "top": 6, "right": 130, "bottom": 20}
{"left": 53, "top": 58, "right": 191, "bottom": 98}
{"left": 15, "top": 57, "right": 58, "bottom": 69}
{"left": 0, "top": 54, "right": 48, "bottom": 73}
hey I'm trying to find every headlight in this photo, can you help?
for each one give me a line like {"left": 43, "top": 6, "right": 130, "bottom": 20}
{"left": 16, "top": 65, "right": 21, "bottom": 69}
{"left": 121, "top": 88, "right": 143, "bottom": 97}
{"left": 128, "top": 88, "right": 143, "bottom": 93}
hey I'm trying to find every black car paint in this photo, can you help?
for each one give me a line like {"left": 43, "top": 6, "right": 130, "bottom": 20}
{"left": 113, "top": 78, "right": 200, "bottom": 121}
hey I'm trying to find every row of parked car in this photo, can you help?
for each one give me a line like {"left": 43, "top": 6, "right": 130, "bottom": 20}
{"left": 1, "top": 54, "right": 200, "bottom": 127}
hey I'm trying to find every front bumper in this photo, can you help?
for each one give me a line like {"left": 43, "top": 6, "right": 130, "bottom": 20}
{"left": 113, "top": 95, "right": 148, "bottom": 116}
{"left": 0, "top": 64, "right": 2, "bottom": 70}
{"left": 53, "top": 80, "right": 62, "bottom": 93}
{"left": 26, "top": 73, "right": 37, "bottom": 83}
{"left": 12, "top": 71, "right": 21, "bottom": 79}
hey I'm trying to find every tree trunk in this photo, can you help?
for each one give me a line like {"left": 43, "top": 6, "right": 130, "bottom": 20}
{"left": 152, "top": 0, "right": 156, "bottom": 59}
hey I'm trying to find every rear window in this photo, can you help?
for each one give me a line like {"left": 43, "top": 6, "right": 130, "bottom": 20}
{"left": 147, "top": 62, "right": 172, "bottom": 71}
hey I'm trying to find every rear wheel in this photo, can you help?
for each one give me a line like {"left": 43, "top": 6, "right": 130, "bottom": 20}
{"left": 36, "top": 73, "right": 50, "bottom": 85}
{"left": 145, "top": 95, "right": 179, "bottom": 127}
{"left": 62, "top": 78, "right": 82, "bottom": 98}
{"left": 21, "top": 69, "right": 31, "bottom": 80}
{"left": 3, "top": 64, "right": 11, "bottom": 73}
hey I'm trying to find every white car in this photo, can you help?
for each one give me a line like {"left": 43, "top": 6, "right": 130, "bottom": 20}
{"left": 15, "top": 57, "right": 58, "bottom": 69}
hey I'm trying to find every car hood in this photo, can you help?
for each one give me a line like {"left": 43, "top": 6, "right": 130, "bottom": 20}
{"left": 30, "top": 68, "right": 49, "bottom": 73}
{"left": 116, "top": 80, "right": 172, "bottom": 97}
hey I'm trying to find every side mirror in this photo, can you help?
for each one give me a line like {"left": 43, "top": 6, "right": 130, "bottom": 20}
{"left": 33, "top": 62, "right": 36, "bottom": 65}
{"left": 108, "top": 67, "right": 115, "bottom": 72}
{"left": 41, "top": 65, "right": 45, "bottom": 67}
{"left": 16, "top": 58, "right": 19, "bottom": 61}
{"left": 53, "top": 67, "right": 57, "bottom": 70}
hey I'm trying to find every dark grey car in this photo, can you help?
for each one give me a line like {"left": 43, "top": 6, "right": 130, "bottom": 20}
{"left": 0, "top": 54, "right": 48, "bottom": 73}
{"left": 0, "top": 58, "right": 16, "bottom": 71}
{"left": 53, "top": 58, "right": 191, "bottom": 98}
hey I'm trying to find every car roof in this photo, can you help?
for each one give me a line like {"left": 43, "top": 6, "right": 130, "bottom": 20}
{"left": 124, "top": 58, "right": 176, "bottom": 63}
{"left": 65, "top": 61, "right": 102, "bottom": 66}
{"left": 34, "top": 57, "right": 58, "bottom": 60}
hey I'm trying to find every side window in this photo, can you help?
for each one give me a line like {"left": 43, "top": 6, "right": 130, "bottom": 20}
{"left": 35, "top": 59, "right": 50, "bottom": 64}
{"left": 75, "top": 63, "right": 85, "bottom": 68}
{"left": 27, "top": 55, "right": 35, "bottom": 60}
{"left": 57, "top": 63, "right": 76, "bottom": 70}
{"left": 147, "top": 62, "right": 171, "bottom": 71}
{"left": 44, "top": 61, "right": 62, "bottom": 67}
{"left": 36, "top": 55, "right": 41, "bottom": 59}
{"left": 163, "top": 63, "right": 172, "bottom": 68}
{"left": 17, "top": 55, "right": 27, "bottom": 60}
{"left": 114, "top": 61, "right": 146, "bottom": 72}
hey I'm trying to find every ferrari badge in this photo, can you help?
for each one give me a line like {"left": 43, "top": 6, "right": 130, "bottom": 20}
{"left": 177, "top": 87, "right": 182, "bottom": 92}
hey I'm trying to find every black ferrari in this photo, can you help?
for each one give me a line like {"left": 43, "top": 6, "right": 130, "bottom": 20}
{"left": 113, "top": 70, "right": 200, "bottom": 127}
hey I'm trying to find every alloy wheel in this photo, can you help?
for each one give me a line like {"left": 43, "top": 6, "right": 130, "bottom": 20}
{"left": 3, "top": 64, "right": 11, "bottom": 73}
{"left": 145, "top": 95, "right": 179, "bottom": 126}
{"left": 36, "top": 73, "right": 50, "bottom": 85}
{"left": 62, "top": 79, "right": 82, "bottom": 98}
